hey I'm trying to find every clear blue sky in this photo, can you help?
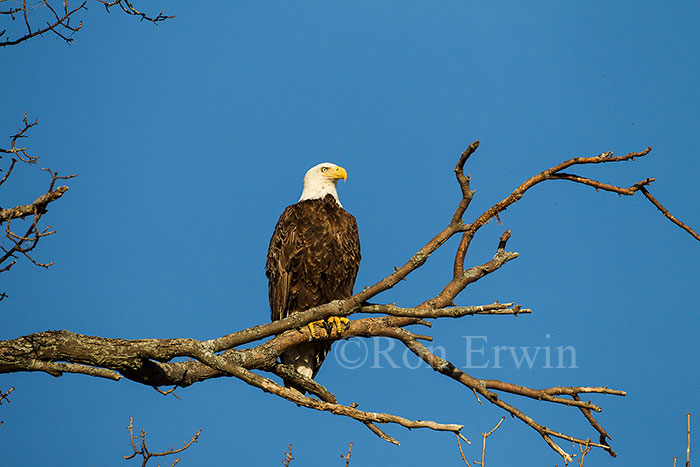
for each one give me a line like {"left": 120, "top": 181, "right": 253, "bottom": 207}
{"left": 2, "top": 1, "right": 698, "bottom": 465}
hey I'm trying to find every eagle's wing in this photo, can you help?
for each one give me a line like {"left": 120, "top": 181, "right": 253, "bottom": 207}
{"left": 266, "top": 205, "right": 300, "bottom": 322}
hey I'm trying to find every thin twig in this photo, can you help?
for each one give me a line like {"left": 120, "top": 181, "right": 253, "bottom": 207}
{"left": 0, "top": 1, "right": 86, "bottom": 47}
{"left": 687, "top": 413, "right": 691, "bottom": 467}
{"left": 456, "top": 433, "right": 473, "bottom": 467}
{"left": 153, "top": 386, "right": 181, "bottom": 400}
{"left": 363, "top": 422, "right": 399, "bottom": 445}
{"left": 571, "top": 393, "right": 615, "bottom": 456}
{"left": 577, "top": 440, "right": 592, "bottom": 467}
{"left": 282, "top": 443, "right": 293, "bottom": 466}
{"left": 361, "top": 302, "right": 530, "bottom": 318}
{"left": 123, "top": 416, "right": 201, "bottom": 466}
{"left": 340, "top": 441, "right": 353, "bottom": 467}
{"left": 640, "top": 188, "right": 700, "bottom": 242}
{"left": 476, "top": 417, "right": 504, "bottom": 467}
{"left": 0, "top": 387, "right": 14, "bottom": 404}
{"left": 97, "top": 0, "right": 174, "bottom": 23}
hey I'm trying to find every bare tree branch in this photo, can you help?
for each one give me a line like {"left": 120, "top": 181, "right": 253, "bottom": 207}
{"left": 1, "top": 142, "right": 697, "bottom": 462}
{"left": 456, "top": 432, "right": 473, "bottom": 467}
{"left": 97, "top": 0, "right": 174, "bottom": 23}
{"left": 640, "top": 188, "right": 700, "bottom": 242}
{"left": 282, "top": 443, "right": 293, "bottom": 466}
{"left": 361, "top": 302, "right": 530, "bottom": 318}
{"left": 0, "top": 185, "right": 70, "bottom": 223}
{"left": 475, "top": 417, "right": 504, "bottom": 467}
{"left": 0, "top": 386, "right": 14, "bottom": 405}
{"left": 0, "top": 1, "right": 86, "bottom": 47}
{"left": 687, "top": 413, "right": 691, "bottom": 467}
{"left": 572, "top": 393, "right": 615, "bottom": 455}
{"left": 577, "top": 440, "right": 592, "bottom": 467}
{"left": 0, "top": 2, "right": 22, "bottom": 17}
{"left": 0, "top": 169, "right": 75, "bottom": 273}
{"left": 0, "top": 0, "right": 173, "bottom": 47}
{"left": 0, "top": 111, "right": 38, "bottom": 163}
{"left": 550, "top": 173, "right": 654, "bottom": 195}
{"left": 0, "top": 386, "right": 14, "bottom": 428}
{"left": 0, "top": 113, "right": 74, "bottom": 298}
{"left": 123, "top": 416, "right": 200, "bottom": 467}
{"left": 364, "top": 422, "right": 399, "bottom": 445}
{"left": 340, "top": 441, "right": 353, "bottom": 467}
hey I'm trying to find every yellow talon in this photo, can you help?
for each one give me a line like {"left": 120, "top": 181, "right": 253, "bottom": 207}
{"left": 306, "top": 317, "right": 349, "bottom": 338}
{"left": 328, "top": 316, "right": 350, "bottom": 335}
{"left": 307, "top": 320, "right": 325, "bottom": 338}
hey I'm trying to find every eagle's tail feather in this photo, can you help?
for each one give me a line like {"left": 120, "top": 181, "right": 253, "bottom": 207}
{"left": 281, "top": 342, "right": 330, "bottom": 395}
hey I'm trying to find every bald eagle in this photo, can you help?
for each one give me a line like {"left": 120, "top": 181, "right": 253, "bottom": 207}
{"left": 266, "top": 163, "right": 361, "bottom": 392}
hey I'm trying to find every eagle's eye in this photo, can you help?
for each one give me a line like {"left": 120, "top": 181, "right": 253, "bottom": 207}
{"left": 321, "top": 167, "right": 329, "bottom": 173}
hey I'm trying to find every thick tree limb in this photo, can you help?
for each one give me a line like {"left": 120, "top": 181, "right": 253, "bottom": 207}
{"left": 0, "top": 186, "right": 69, "bottom": 223}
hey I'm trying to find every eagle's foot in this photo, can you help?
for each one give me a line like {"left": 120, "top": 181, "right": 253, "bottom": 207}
{"left": 307, "top": 320, "right": 326, "bottom": 338}
{"left": 328, "top": 316, "right": 349, "bottom": 335}
{"left": 307, "top": 317, "right": 349, "bottom": 338}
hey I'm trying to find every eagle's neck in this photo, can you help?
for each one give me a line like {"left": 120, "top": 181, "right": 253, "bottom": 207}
{"left": 299, "top": 181, "right": 342, "bottom": 207}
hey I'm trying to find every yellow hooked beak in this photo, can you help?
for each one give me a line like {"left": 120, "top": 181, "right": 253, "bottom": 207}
{"left": 328, "top": 166, "right": 348, "bottom": 182}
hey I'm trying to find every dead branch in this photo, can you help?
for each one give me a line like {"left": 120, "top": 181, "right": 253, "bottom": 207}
{"left": 0, "top": 386, "right": 14, "bottom": 405}
{"left": 0, "top": 111, "right": 38, "bottom": 163}
{"left": 577, "top": 440, "right": 592, "bottom": 467}
{"left": 361, "top": 302, "right": 530, "bottom": 318}
{"left": 550, "top": 173, "right": 654, "bottom": 195}
{"left": 0, "top": 0, "right": 173, "bottom": 47}
{"left": 1, "top": 114, "right": 75, "bottom": 294}
{"left": 364, "top": 421, "right": 399, "bottom": 445}
{"left": 1, "top": 142, "right": 697, "bottom": 462}
{"left": 393, "top": 330, "right": 617, "bottom": 463}
{"left": 271, "top": 363, "right": 338, "bottom": 403}
{"left": 688, "top": 413, "right": 691, "bottom": 467}
{"left": 282, "top": 443, "right": 293, "bottom": 466}
{"left": 640, "top": 188, "right": 700, "bottom": 242}
{"left": 474, "top": 417, "right": 504, "bottom": 467}
{"left": 0, "top": 173, "right": 74, "bottom": 273}
{"left": 97, "top": 0, "right": 174, "bottom": 23}
{"left": 0, "top": 185, "right": 70, "bottom": 223}
{"left": 340, "top": 441, "right": 353, "bottom": 467}
{"left": 0, "top": 0, "right": 86, "bottom": 47}
{"left": 153, "top": 386, "right": 181, "bottom": 399}
{"left": 123, "top": 416, "right": 200, "bottom": 467}
{"left": 0, "top": 386, "right": 14, "bottom": 428}
{"left": 0, "top": 2, "right": 22, "bottom": 17}
{"left": 572, "top": 393, "right": 614, "bottom": 455}
{"left": 456, "top": 433, "right": 473, "bottom": 467}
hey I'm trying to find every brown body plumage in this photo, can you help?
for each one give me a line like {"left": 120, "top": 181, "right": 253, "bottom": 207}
{"left": 266, "top": 194, "right": 361, "bottom": 390}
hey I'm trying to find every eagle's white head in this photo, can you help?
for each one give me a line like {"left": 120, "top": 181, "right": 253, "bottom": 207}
{"left": 298, "top": 162, "right": 348, "bottom": 207}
